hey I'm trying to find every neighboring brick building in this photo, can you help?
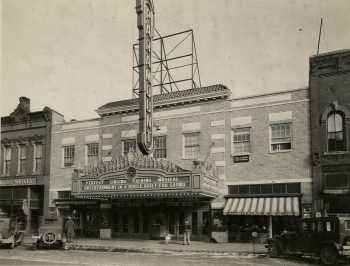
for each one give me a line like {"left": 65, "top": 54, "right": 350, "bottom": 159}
{"left": 49, "top": 85, "right": 312, "bottom": 241}
{"left": 0, "top": 97, "right": 64, "bottom": 233}
{"left": 309, "top": 49, "right": 350, "bottom": 215}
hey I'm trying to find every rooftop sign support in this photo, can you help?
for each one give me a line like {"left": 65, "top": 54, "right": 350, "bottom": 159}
{"left": 136, "top": 0, "right": 154, "bottom": 155}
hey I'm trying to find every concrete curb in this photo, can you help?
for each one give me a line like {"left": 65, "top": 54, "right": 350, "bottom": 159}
{"left": 63, "top": 243, "right": 267, "bottom": 257}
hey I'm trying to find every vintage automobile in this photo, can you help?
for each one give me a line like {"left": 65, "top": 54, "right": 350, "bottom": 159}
{"left": 0, "top": 216, "right": 24, "bottom": 249}
{"left": 32, "top": 213, "right": 66, "bottom": 249}
{"left": 266, "top": 216, "right": 350, "bottom": 265}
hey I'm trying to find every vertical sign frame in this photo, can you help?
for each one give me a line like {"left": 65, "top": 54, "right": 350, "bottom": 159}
{"left": 136, "top": 0, "right": 154, "bottom": 155}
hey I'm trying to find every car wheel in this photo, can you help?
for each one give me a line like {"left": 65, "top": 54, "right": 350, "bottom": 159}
{"left": 320, "top": 246, "right": 338, "bottom": 265}
{"left": 42, "top": 232, "right": 57, "bottom": 247}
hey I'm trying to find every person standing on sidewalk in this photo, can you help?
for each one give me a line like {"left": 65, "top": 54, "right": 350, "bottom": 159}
{"left": 65, "top": 216, "right": 75, "bottom": 243}
{"left": 183, "top": 218, "right": 192, "bottom": 245}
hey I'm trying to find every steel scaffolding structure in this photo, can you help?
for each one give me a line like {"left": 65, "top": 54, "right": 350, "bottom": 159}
{"left": 132, "top": 29, "right": 202, "bottom": 97}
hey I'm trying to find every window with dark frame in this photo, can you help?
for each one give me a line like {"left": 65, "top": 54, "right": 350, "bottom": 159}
{"left": 122, "top": 139, "right": 137, "bottom": 156}
{"left": 34, "top": 143, "right": 42, "bottom": 173}
{"left": 3, "top": 146, "right": 11, "bottom": 175}
{"left": 183, "top": 132, "right": 200, "bottom": 160}
{"left": 153, "top": 136, "right": 166, "bottom": 158}
{"left": 87, "top": 143, "right": 99, "bottom": 165}
{"left": 18, "top": 144, "right": 26, "bottom": 174}
{"left": 270, "top": 123, "right": 292, "bottom": 152}
{"left": 327, "top": 111, "right": 346, "bottom": 152}
{"left": 63, "top": 145, "right": 75, "bottom": 167}
{"left": 228, "top": 183, "right": 301, "bottom": 195}
{"left": 232, "top": 127, "right": 251, "bottom": 154}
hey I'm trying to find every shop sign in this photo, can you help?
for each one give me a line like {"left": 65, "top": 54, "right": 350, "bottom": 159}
{"left": 0, "top": 176, "right": 37, "bottom": 186}
{"left": 81, "top": 176, "right": 190, "bottom": 192}
{"left": 233, "top": 155, "right": 249, "bottom": 163}
{"left": 136, "top": 0, "right": 155, "bottom": 155}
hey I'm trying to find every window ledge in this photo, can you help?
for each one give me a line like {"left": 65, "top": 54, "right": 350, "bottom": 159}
{"left": 269, "top": 149, "right": 292, "bottom": 154}
{"left": 323, "top": 151, "right": 348, "bottom": 156}
{"left": 231, "top": 153, "right": 250, "bottom": 156}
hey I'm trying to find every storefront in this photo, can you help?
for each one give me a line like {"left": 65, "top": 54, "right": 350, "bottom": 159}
{"left": 56, "top": 154, "right": 219, "bottom": 240}
{"left": 0, "top": 176, "right": 44, "bottom": 233}
{"left": 223, "top": 196, "right": 301, "bottom": 242}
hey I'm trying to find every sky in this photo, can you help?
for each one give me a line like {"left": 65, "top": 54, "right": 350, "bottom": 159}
{"left": 1, "top": 0, "right": 350, "bottom": 120}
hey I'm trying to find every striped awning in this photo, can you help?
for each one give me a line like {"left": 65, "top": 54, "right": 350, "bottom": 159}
{"left": 223, "top": 197, "right": 300, "bottom": 216}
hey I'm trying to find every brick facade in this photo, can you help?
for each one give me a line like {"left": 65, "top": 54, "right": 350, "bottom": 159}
{"left": 309, "top": 49, "right": 350, "bottom": 214}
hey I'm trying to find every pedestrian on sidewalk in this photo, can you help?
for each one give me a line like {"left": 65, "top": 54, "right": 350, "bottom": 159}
{"left": 183, "top": 218, "right": 191, "bottom": 245}
{"left": 65, "top": 216, "right": 75, "bottom": 243}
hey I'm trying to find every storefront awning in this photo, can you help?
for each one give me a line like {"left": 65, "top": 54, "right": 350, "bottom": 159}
{"left": 223, "top": 196, "right": 300, "bottom": 216}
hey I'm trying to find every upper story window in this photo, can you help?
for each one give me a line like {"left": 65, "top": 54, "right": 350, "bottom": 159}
{"left": 122, "top": 139, "right": 136, "bottom": 156}
{"left": 33, "top": 143, "right": 43, "bottom": 173}
{"left": 2, "top": 146, "right": 11, "bottom": 175}
{"left": 18, "top": 144, "right": 26, "bottom": 174}
{"left": 87, "top": 143, "right": 99, "bottom": 166}
{"left": 63, "top": 145, "right": 75, "bottom": 167}
{"left": 183, "top": 132, "right": 200, "bottom": 160}
{"left": 153, "top": 136, "right": 166, "bottom": 159}
{"left": 327, "top": 112, "right": 346, "bottom": 152}
{"left": 228, "top": 182, "right": 301, "bottom": 195}
{"left": 270, "top": 123, "right": 292, "bottom": 152}
{"left": 232, "top": 127, "right": 251, "bottom": 154}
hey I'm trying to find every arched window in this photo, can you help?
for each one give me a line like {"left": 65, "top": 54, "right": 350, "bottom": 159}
{"left": 327, "top": 112, "right": 346, "bottom": 152}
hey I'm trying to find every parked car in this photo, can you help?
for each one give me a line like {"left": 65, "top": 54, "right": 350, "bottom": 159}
{"left": 266, "top": 216, "right": 350, "bottom": 265}
{"left": 0, "top": 216, "right": 24, "bottom": 249}
{"left": 32, "top": 214, "right": 65, "bottom": 249}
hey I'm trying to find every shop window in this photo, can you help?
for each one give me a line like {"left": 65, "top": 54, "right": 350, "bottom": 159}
{"left": 270, "top": 123, "right": 292, "bottom": 152}
{"left": 153, "top": 136, "right": 166, "bottom": 158}
{"left": 273, "top": 183, "right": 286, "bottom": 194}
{"left": 228, "top": 185, "right": 239, "bottom": 194}
{"left": 2, "top": 146, "right": 11, "bottom": 175}
{"left": 143, "top": 213, "right": 149, "bottom": 234}
{"left": 232, "top": 127, "right": 251, "bottom": 154}
{"left": 261, "top": 184, "right": 273, "bottom": 194}
{"left": 286, "top": 183, "right": 301, "bottom": 193}
{"left": 58, "top": 191, "right": 71, "bottom": 199}
{"left": 18, "top": 144, "right": 26, "bottom": 174}
{"left": 183, "top": 132, "right": 200, "bottom": 160}
{"left": 134, "top": 214, "right": 139, "bottom": 233}
{"left": 325, "top": 173, "right": 348, "bottom": 189}
{"left": 33, "top": 143, "right": 42, "bottom": 173}
{"left": 192, "top": 212, "right": 198, "bottom": 234}
{"left": 122, "top": 139, "right": 136, "bottom": 156}
{"left": 63, "top": 145, "right": 75, "bottom": 167}
{"left": 87, "top": 143, "right": 99, "bottom": 166}
{"left": 345, "top": 220, "right": 350, "bottom": 231}
{"left": 327, "top": 112, "right": 346, "bottom": 152}
{"left": 122, "top": 216, "right": 128, "bottom": 233}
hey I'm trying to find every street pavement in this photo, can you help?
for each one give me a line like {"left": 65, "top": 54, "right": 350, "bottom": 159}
{"left": 0, "top": 247, "right": 322, "bottom": 266}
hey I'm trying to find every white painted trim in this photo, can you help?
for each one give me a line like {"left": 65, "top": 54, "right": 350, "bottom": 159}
{"left": 52, "top": 99, "right": 309, "bottom": 134}
{"left": 62, "top": 120, "right": 100, "bottom": 130}
{"left": 215, "top": 161, "right": 226, "bottom": 167}
{"left": 32, "top": 142, "right": 37, "bottom": 173}
{"left": 121, "top": 129, "right": 137, "bottom": 138}
{"left": 231, "top": 93, "right": 292, "bottom": 108}
{"left": 50, "top": 188, "right": 71, "bottom": 192}
{"left": 211, "top": 134, "right": 225, "bottom": 140}
{"left": 211, "top": 120, "right": 225, "bottom": 127}
{"left": 62, "top": 137, "right": 75, "bottom": 145}
{"left": 121, "top": 115, "right": 138, "bottom": 122}
{"left": 102, "top": 145, "right": 112, "bottom": 151}
{"left": 85, "top": 135, "right": 99, "bottom": 143}
{"left": 269, "top": 111, "right": 292, "bottom": 122}
{"left": 225, "top": 178, "right": 313, "bottom": 185}
{"left": 102, "top": 133, "right": 113, "bottom": 139}
{"left": 182, "top": 122, "right": 200, "bottom": 132}
{"left": 211, "top": 147, "right": 225, "bottom": 153}
{"left": 231, "top": 116, "right": 252, "bottom": 126}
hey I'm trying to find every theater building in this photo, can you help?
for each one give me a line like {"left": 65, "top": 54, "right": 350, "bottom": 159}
{"left": 50, "top": 85, "right": 228, "bottom": 240}
{"left": 0, "top": 97, "right": 64, "bottom": 233}
{"left": 309, "top": 49, "right": 350, "bottom": 216}
{"left": 222, "top": 88, "right": 312, "bottom": 241}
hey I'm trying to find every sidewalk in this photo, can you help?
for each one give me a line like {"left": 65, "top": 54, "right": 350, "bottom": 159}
{"left": 63, "top": 238, "right": 267, "bottom": 256}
